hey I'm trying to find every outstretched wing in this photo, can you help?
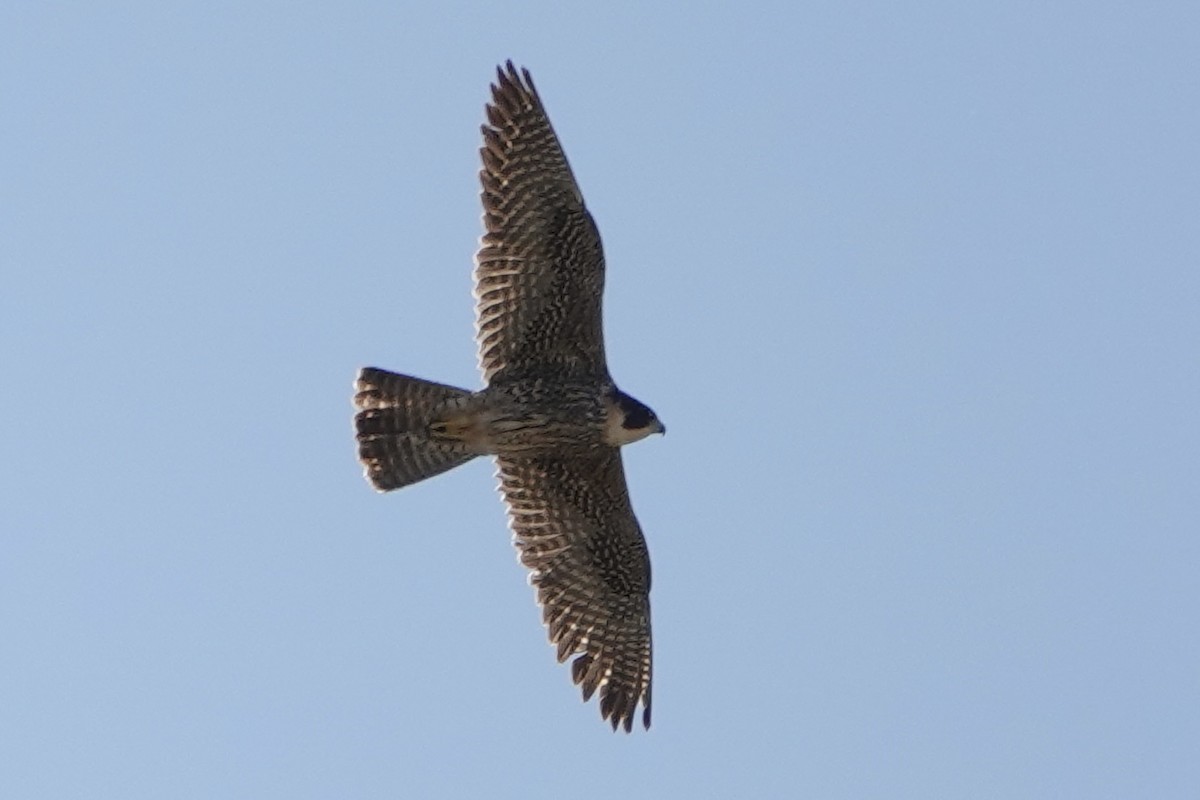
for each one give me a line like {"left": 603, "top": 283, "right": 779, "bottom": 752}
{"left": 474, "top": 62, "right": 609, "bottom": 386}
{"left": 496, "top": 450, "right": 653, "bottom": 732}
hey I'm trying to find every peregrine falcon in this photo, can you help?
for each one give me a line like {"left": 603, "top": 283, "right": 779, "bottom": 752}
{"left": 353, "top": 62, "right": 665, "bottom": 732}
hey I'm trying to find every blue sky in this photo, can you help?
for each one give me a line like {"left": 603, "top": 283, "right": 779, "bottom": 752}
{"left": 3, "top": 2, "right": 1198, "bottom": 797}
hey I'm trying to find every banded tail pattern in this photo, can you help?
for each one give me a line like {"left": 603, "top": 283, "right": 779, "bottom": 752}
{"left": 353, "top": 368, "right": 477, "bottom": 491}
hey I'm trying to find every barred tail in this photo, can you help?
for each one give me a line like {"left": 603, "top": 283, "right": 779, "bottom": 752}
{"left": 353, "top": 367, "right": 477, "bottom": 491}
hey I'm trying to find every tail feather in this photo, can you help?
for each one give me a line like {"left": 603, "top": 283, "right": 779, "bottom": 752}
{"left": 353, "top": 367, "right": 476, "bottom": 491}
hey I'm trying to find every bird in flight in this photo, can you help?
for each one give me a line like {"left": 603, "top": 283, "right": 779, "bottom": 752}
{"left": 353, "top": 62, "right": 665, "bottom": 732}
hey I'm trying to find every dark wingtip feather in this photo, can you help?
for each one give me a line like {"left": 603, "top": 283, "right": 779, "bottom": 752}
{"left": 520, "top": 65, "right": 537, "bottom": 97}
{"left": 489, "top": 60, "right": 538, "bottom": 112}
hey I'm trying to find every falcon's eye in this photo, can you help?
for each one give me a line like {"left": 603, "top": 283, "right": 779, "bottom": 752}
{"left": 620, "top": 395, "right": 655, "bottom": 430}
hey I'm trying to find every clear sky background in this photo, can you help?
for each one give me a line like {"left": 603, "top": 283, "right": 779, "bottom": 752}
{"left": 3, "top": 2, "right": 1198, "bottom": 798}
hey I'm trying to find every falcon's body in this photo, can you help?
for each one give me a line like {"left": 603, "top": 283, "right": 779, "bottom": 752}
{"left": 353, "top": 62, "right": 664, "bottom": 731}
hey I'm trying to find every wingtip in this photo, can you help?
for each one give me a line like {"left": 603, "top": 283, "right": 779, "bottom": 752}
{"left": 491, "top": 60, "right": 537, "bottom": 103}
{"left": 595, "top": 682, "right": 651, "bottom": 733}
{"left": 493, "top": 60, "right": 515, "bottom": 90}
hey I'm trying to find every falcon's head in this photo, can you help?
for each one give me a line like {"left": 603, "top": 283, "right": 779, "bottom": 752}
{"left": 604, "top": 388, "right": 666, "bottom": 446}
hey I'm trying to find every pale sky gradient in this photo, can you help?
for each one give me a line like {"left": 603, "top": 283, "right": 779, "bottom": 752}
{"left": 3, "top": 2, "right": 1198, "bottom": 798}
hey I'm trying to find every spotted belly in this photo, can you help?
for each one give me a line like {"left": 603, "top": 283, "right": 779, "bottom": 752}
{"left": 431, "top": 406, "right": 603, "bottom": 456}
